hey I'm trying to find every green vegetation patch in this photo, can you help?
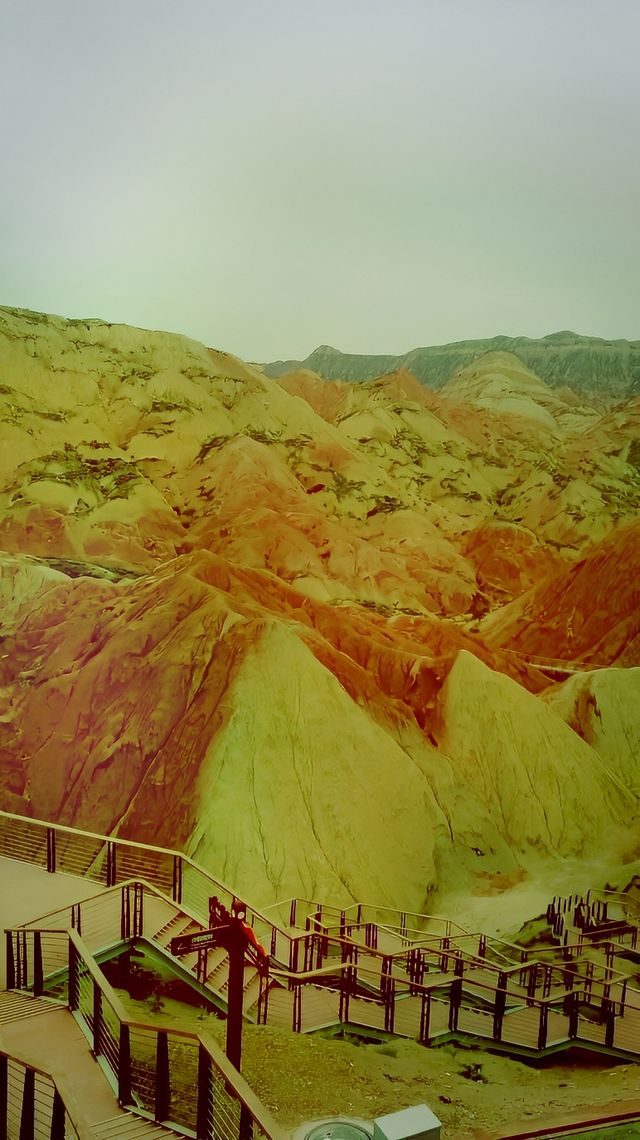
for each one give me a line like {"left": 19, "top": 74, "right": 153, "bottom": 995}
{"left": 197, "top": 434, "right": 234, "bottom": 461}
{"left": 27, "top": 444, "right": 142, "bottom": 500}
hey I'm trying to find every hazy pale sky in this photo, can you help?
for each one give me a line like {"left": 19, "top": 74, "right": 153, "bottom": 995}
{"left": 2, "top": 0, "right": 639, "bottom": 360}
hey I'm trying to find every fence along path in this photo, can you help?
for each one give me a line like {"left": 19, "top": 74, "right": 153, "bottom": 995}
{"left": 4, "top": 811, "right": 640, "bottom": 1068}
{"left": 0, "top": 992, "right": 183, "bottom": 1138}
{"left": 0, "top": 856, "right": 284, "bottom": 1139}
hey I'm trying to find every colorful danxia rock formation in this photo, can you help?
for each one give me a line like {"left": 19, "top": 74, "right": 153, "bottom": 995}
{"left": 1, "top": 307, "right": 639, "bottom": 929}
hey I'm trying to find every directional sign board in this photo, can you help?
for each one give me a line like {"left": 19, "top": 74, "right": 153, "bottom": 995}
{"left": 170, "top": 924, "right": 233, "bottom": 957}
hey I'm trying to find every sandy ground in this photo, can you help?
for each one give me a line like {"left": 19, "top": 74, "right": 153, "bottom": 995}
{"left": 118, "top": 989, "right": 640, "bottom": 1139}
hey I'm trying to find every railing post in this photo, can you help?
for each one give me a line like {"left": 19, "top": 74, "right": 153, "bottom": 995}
{"left": 604, "top": 999, "right": 616, "bottom": 1048}
{"left": 118, "top": 1023, "right": 131, "bottom": 1106}
{"left": 6, "top": 932, "right": 15, "bottom": 990}
{"left": 196, "top": 1045, "right": 212, "bottom": 1140}
{"left": 293, "top": 983, "right": 302, "bottom": 1033}
{"left": 172, "top": 855, "right": 183, "bottom": 905}
{"left": 385, "top": 977, "right": 396, "bottom": 1034}
{"left": 448, "top": 957, "right": 463, "bottom": 1033}
{"left": 71, "top": 902, "right": 82, "bottom": 937}
{"left": 406, "top": 948, "right": 416, "bottom": 992}
{"left": 133, "top": 883, "right": 143, "bottom": 938}
{"left": 303, "top": 936, "right": 313, "bottom": 973}
{"left": 527, "top": 964, "right": 537, "bottom": 1005}
{"left": 20, "top": 1067, "right": 35, "bottom": 1140}
{"left": 240, "top": 1103, "right": 254, "bottom": 1140}
{"left": 46, "top": 827, "right": 56, "bottom": 873}
{"left": 33, "top": 932, "right": 43, "bottom": 997}
{"left": 0, "top": 1055, "right": 7, "bottom": 1138}
{"left": 620, "top": 978, "right": 628, "bottom": 1017}
{"left": 257, "top": 958, "right": 270, "bottom": 1025}
{"left": 93, "top": 981, "right": 102, "bottom": 1055}
{"left": 69, "top": 941, "right": 79, "bottom": 1012}
{"left": 440, "top": 937, "right": 450, "bottom": 971}
{"left": 50, "top": 1089, "right": 66, "bottom": 1140}
{"left": 16, "top": 931, "right": 27, "bottom": 990}
{"left": 121, "top": 886, "right": 130, "bottom": 941}
{"left": 567, "top": 990, "right": 579, "bottom": 1039}
{"left": 543, "top": 964, "right": 552, "bottom": 999}
{"left": 493, "top": 971, "right": 507, "bottom": 1042}
{"left": 416, "top": 949, "right": 425, "bottom": 988}
{"left": 339, "top": 960, "right": 351, "bottom": 1025}
{"left": 106, "top": 841, "right": 117, "bottom": 887}
{"left": 537, "top": 1003, "right": 548, "bottom": 1051}
{"left": 155, "top": 1032, "right": 170, "bottom": 1121}
{"left": 381, "top": 955, "right": 392, "bottom": 999}
{"left": 419, "top": 989, "right": 431, "bottom": 1044}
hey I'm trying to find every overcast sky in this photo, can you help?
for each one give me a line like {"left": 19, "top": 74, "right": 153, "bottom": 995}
{"left": 2, "top": 1, "right": 639, "bottom": 360}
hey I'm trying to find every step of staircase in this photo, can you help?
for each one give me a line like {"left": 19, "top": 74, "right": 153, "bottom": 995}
{"left": 94, "top": 1112, "right": 181, "bottom": 1137}
{"left": 0, "top": 991, "right": 61, "bottom": 1024}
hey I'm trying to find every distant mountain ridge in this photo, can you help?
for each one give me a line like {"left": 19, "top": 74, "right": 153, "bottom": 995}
{"left": 265, "top": 332, "right": 640, "bottom": 401}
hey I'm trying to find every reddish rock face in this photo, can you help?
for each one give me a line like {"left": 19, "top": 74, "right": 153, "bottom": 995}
{"left": 1, "top": 307, "right": 639, "bottom": 921}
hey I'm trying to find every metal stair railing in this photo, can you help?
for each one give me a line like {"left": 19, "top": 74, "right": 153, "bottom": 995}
{"left": 0, "top": 811, "right": 483, "bottom": 978}
{"left": 266, "top": 951, "right": 639, "bottom": 1057}
{"left": 11, "top": 877, "right": 272, "bottom": 1022}
{"left": 4, "top": 810, "right": 640, "bottom": 1062}
{"left": 8, "top": 868, "right": 637, "bottom": 1052}
{"left": 588, "top": 887, "right": 640, "bottom": 921}
{"left": 6, "top": 927, "right": 284, "bottom": 1140}
{"left": 0, "top": 1045, "right": 94, "bottom": 1140}
{"left": 0, "top": 811, "right": 300, "bottom": 969}
{"left": 6, "top": 920, "right": 639, "bottom": 1068}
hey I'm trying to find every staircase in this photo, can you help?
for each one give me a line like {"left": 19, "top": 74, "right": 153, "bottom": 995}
{"left": 0, "top": 993, "right": 184, "bottom": 1139}
{"left": 4, "top": 810, "right": 640, "bottom": 1071}
{"left": 15, "top": 881, "right": 269, "bottom": 1023}
{"left": 9, "top": 875, "right": 640, "bottom": 1061}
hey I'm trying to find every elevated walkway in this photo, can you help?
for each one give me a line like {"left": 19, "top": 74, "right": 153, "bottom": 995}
{"left": 0, "top": 993, "right": 170, "bottom": 1137}
{"left": 0, "top": 850, "right": 284, "bottom": 1139}
{"left": 2, "top": 811, "right": 640, "bottom": 1137}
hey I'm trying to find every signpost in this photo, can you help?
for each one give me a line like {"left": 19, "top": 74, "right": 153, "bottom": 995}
{"left": 170, "top": 896, "right": 267, "bottom": 1073}
{"left": 170, "top": 926, "right": 233, "bottom": 957}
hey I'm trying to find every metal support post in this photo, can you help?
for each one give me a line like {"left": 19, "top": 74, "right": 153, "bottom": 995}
{"left": 155, "top": 1032, "right": 170, "bottom": 1121}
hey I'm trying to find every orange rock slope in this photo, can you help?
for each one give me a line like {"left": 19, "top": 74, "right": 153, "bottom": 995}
{"left": 1, "top": 307, "right": 639, "bottom": 924}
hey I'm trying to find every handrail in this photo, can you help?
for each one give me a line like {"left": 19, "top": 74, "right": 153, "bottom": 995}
{"left": 0, "top": 809, "right": 478, "bottom": 970}
{"left": 8, "top": 873, "right": 635, "bottom": 1027}
{"left": 4, "top": 811, "right": 640, "bottom": 1065}
{"left": 0, "top": 1043, "right": 95, "bottom": 1140}
{"left": 0, "top": 808, "right": 201, "bottom": 862}
{"left": 198, "top": 1032, "right": 285, "bottom": 1140}
{"left": 589, "top": 887, "right": 640, "bottom": 918}
{"left": 6, "top": 923, "right": 284, "bottom": 1139}
{"left": 68, "top": 927, "right": 129, "bottom": 1019}
{"left": 0, "top": 807, "right": 251, "bottom": 907}
{"left": 7, "top": 917, "right": 640, "bottom": 1088}
{"left": 16, "top": 874, "right": 199, "bottom": 933}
